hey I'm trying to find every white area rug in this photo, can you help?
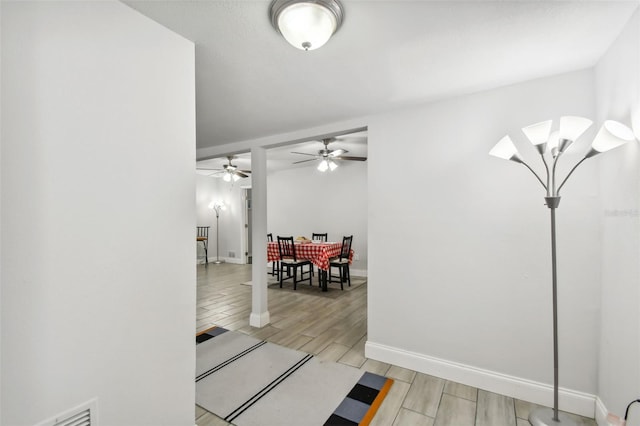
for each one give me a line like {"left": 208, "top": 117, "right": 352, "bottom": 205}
{"left": 196, "top": 328, "right": 390, "bottom": 426}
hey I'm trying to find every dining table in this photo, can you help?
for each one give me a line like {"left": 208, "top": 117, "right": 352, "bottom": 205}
{"left": 267, "top": 240, "right": 352, "bottom": 292}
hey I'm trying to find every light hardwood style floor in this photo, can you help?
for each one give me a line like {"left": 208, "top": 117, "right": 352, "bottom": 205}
{"left": 195, "top": 263, "right": 595, "bottom": 426}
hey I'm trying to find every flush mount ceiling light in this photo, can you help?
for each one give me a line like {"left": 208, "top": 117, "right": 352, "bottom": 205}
{"left": 269, "top": 0, "right": 344, "bottom": 51}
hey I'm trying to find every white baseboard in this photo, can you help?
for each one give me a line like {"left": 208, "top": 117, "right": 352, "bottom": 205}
{"left": 595, "top": 396, "right": 610, "bottom": 425}
{"left": 365, "top": 340, "right": 596, "bottom": 419}
{"left": 221, "top": 257, "right": 243, "bottom": 264}
{"left": 198, "top": 257, "right": 244, "bottom": 265}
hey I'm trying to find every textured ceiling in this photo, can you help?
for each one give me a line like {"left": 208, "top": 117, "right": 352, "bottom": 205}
{"left": 124, "top": 0, "right": 638, "bottom": 150}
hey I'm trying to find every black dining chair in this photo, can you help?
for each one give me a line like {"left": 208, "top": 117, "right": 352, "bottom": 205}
{"left": 329, "top": 235, "right": 353, "bottom": 290}
{"left": 267, "top": 233, "right": 279, "bottom": 279}
{"left": 277, "top": 236, "right": 313, "bottom": 290}
{"left": 197, "top": 226, "right": 210, "bottom": 265}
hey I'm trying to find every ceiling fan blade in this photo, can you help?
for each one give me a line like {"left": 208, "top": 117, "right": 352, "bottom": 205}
{"left": 293, "top": 158, "right": 318, "bottom": 164}
{"left": 234, "top": 171, "right": 249, "bottom": 178}
{"left": 196, "top": 167, "right": 223, "bottom": 171}
{"left": 239, "top": 169, "right": 251, "bottom": 173}
{"left": 291, "top": 151, "right": 319, "bottom": 157}
{"left": 328, "top": 149, "right": 347, "bottom": 157}
{"left": 201, "top": 171, "right": 225, "bottom": 178}
{"left": 196, "top": 168, "right": 224, "bottom": 175}
{"left": 334, "top": 156, "right": 367, "bottom": 161}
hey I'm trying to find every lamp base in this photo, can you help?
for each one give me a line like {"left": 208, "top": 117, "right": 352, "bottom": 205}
{"left": 211, "top": 259, "right": 225, "bottom": 264}
{"left": 529, "top": 407, "right": 579, "bottom": 426}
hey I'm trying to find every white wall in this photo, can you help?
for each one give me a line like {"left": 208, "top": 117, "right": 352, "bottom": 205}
{"left": 1, "top": 2, "right": 196, "bottom": 425}
{"left": 267, "top": 161, "right": 368, "bottom": 275}
{"left": 367, "top": 69, "right": 602, "bottom": 415}
{"left": 594, "top": 8, "right": 640, "bottom": 424}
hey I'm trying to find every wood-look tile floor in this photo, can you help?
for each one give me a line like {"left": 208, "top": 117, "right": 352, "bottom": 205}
{"left": 195, "top": 263, "right": 596, "bottom": 426}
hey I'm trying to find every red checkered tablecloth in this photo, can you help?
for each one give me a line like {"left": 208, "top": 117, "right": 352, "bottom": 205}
{"left": 267, "top": 241, "right": 351, "bottom": 271}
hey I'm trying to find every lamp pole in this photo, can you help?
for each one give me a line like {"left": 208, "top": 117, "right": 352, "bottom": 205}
{"left": 211, "top": 202, "right": 226, "bottom": 264}
{"left": 489, "top": 118, "right": 635, "bottom": 426}
{"left": 546, "top": 195, "right": 560, "bottom": 422}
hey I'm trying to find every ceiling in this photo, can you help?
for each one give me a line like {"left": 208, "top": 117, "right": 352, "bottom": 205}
{"left": 124, "top": 0, "right": 638, "bottom": 153}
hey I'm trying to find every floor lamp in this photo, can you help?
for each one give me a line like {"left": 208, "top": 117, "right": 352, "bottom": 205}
{"left": 209, "top": 202, "right": 226, "bottom": 264}
{"left": 489, "top": 117, "right": 636, "bottom": 426}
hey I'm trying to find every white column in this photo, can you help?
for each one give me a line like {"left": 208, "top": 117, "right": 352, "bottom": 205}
{"left": 249, "top": 146, "right": 270, "bottom": 327}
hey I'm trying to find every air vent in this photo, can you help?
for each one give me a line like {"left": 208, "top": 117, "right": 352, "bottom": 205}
{"left": 55, "top": 409, "right": 90, "bottom": 426}
{"left": 36, "top": 399, "right": 97, "bottom": 426}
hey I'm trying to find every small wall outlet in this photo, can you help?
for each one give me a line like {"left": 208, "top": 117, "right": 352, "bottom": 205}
{"left": 354, "top": 253, "right": 360, "bottom": 261}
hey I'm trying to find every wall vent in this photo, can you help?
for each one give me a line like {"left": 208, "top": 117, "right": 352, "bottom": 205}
{"left": 36, "top": 398, "right": 98, "bottom": 426}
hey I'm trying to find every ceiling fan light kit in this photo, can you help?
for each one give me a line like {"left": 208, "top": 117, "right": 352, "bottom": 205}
{"left": 269, "top": 0, "right": 344, "bottom": 51}
{"left": 197, "top": 156, "right": 251, "bottom": 181}
{"left": 223, "top": 172, "right": 240, "bottom": 182}
{"left": 317, "top": 158, "right": 338, "bottom": 172}
{"left": 291, "top": 137, "right": 367, "bottom": 171}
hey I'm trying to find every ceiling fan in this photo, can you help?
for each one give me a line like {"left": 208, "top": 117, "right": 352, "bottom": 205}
{"left": 197, "top": 156, "right": 251, "bottom": 182}
{"left": 291, "top": 138, "right": 367, "bottom": 171}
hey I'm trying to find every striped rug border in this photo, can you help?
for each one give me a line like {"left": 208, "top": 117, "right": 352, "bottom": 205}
{"left": 196, "top": 340, "right": 267, "bottom": 383}
{"left": 324, "top": 372, "right": 394, "bottom": 426}
{"left": 196, "top": 326, "right": 228, "bottom": 344}
{"left": 196, "top": 326, "right": 218, "bottom": 337}
{"left": 224, "top": 353, "right": 314, "bottom": 423}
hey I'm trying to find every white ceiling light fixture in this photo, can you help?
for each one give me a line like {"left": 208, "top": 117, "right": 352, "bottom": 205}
{"left": 223, "top": 171, "right": 241, "bottom": 182}
{"left": 269, "top": 0, "right": 344, "bottom": 51}
{"left": 317, "top": 158, "right": 339, "bottom": 172}
{"left": 317, "top": 159, "right": 329, "bottom": 172}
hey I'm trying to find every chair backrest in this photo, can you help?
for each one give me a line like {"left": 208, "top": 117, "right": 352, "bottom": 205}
{"left": 277, "top": 236, "right": 297, "bottom": 261}
{"left": 197, "top": 226, "right": 209, "bottom": 238}
{"left": 312, "top": 233, "right": 328, "bottom": 242}
{"left": 267, "top": 233, "right": 273, "bottom": 242}
{"left": 339, "top": 235, "right": 353, "bottom": 260}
